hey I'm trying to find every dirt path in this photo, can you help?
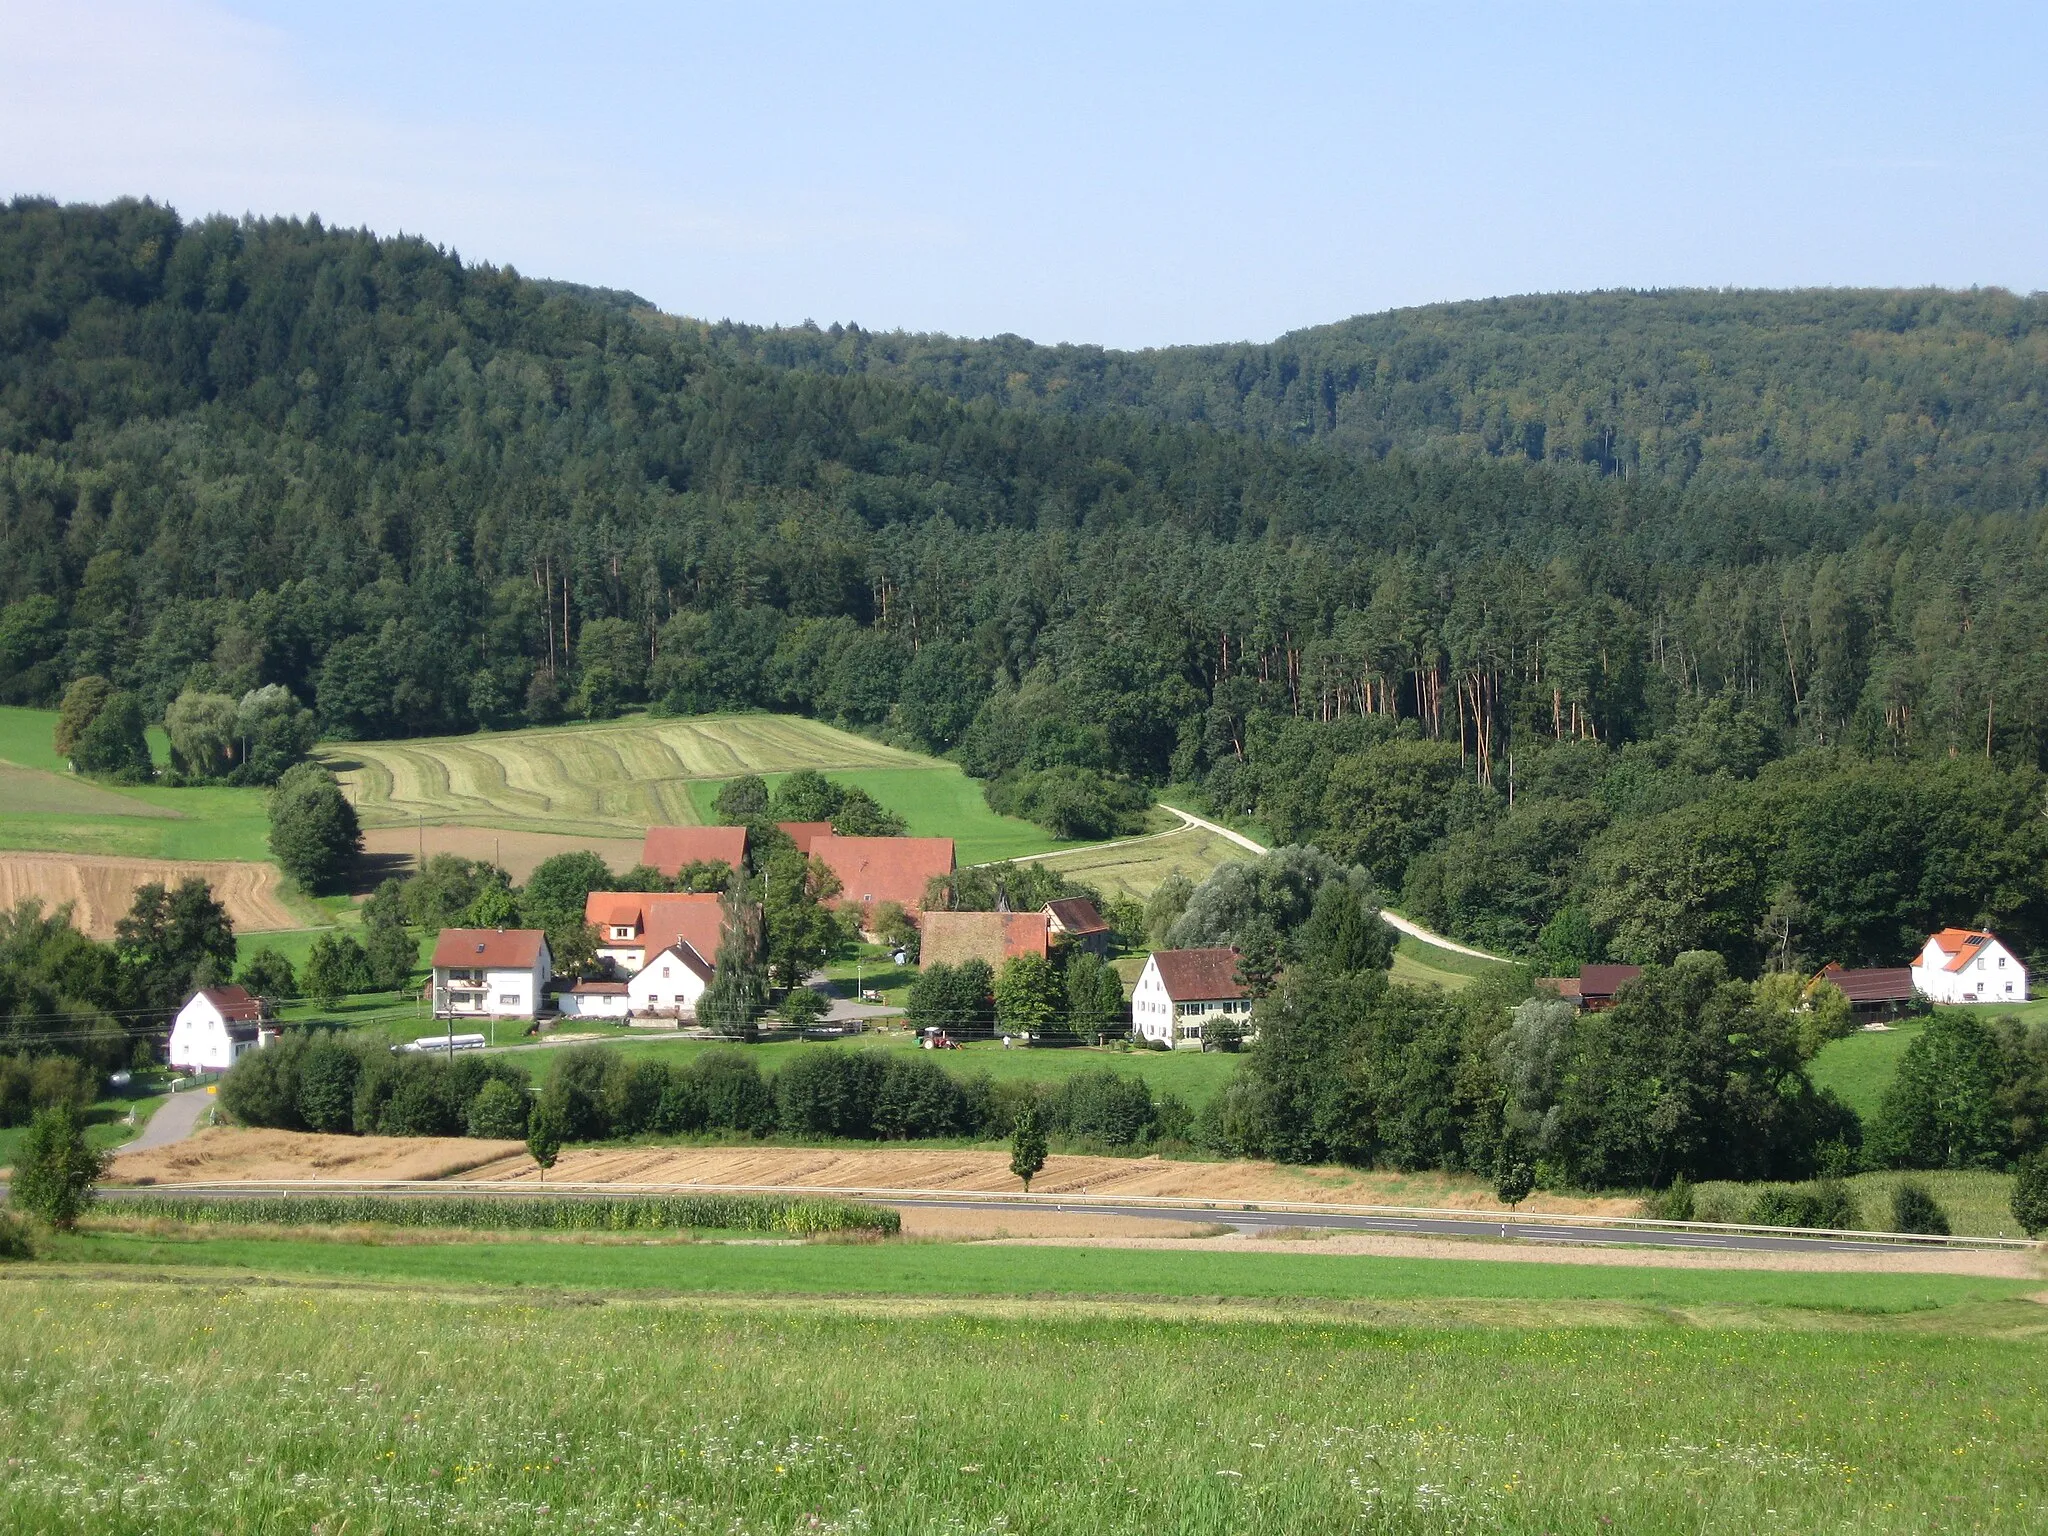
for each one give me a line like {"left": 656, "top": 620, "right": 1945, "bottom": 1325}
{"left": 0, "top": 853, "right": 300, "bottom": 938}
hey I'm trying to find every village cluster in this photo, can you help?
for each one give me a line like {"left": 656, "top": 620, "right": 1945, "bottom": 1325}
{"left": 164, "top": 820, "right": 1268, "bottom": 1071}
{"left": 165, "top": 809, "right": 2028, "bottom": 1074}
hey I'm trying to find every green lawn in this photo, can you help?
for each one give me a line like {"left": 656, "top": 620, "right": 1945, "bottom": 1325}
{"left": 42, "top": 1229, "right": 2032, "bottom": 1312}
{"left": 0, "top": 706, "right": 273, "bottom": 861}
{"left": 4, "top": 1271, "right": 2042, "bottom": 1535}
{"left": 1810, "top": 1018, "right": 1926, "bottom": 1120}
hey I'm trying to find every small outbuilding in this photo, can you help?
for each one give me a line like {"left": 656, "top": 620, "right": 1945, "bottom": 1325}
{"left": 168, "top": 985, "right": 276, "bottom": 1073}
{"left": 1043, "top": 897, "right": 1113, "bottom": 957}
{"left": 1813, "top": 963, "right": 1917, "bottom": 1022}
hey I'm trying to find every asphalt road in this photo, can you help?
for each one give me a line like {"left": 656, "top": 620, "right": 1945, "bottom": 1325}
{"left": 879, "top": 1196, "right": 1928, "bottom": 1254}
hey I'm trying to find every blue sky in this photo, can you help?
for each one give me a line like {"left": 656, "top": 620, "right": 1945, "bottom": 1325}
{"left": 5, "top": 1, "right": 2044, "bottom": 346}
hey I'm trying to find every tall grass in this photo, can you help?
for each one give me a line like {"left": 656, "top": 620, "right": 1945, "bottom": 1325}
{"left": 0, "top": 1277, "right": 2041, "bottom": 1533}
{"left": 104, "top": 1192, "right": 899, "bottom": 1235}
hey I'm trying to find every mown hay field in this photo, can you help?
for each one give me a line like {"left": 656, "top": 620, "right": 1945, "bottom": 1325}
{"left": 1026, "top": 820, "right": 1248, "bottom": 900}
{"left": 325, "top": 714, "right": 931, "bottom": 834}
{"left": 3, "top": 1267, "right": 2044, "bottom": 1534}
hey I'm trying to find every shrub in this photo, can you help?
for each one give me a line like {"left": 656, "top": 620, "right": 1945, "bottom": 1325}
{"left": 1494, "top": 1160, "right": 1535, "bottom": 1209}
{"left": 1643, "top": 1175, "right": 1695, "bottom": 1222}
{"left": 303, "top": 932, "right": 374, "bottom": 1003}
{"left": 0, "top": 1211, "right": 33, "bottom": 1260}
{"left": 539, "top": 1045, "right": 618, "bottom": 1142}
{"left": 467, "top": 1078, "right": 529, "bottom": 1140}
{"left": 218, "top": 1033, "right": 311, "bottom": 1129}
{"left": 778, "top": 1049, "right": 887, "bottom": 1139}
{"left": 297, "top": 1039, "right": 363, "bottom": 1133}
{"left": 0, "top": 1056, "right": 28, "bottom": 1128}
{"left": 1042, "top": 1069, "right": 1154, "bottom": 1146}
{"left": 871, "top": 1055, "right": 966, "bottom": 1140}
{"left": 8, "top": 1104, "right": 110, "bottom": 1229}
{"left": 2014, "top": 1151, "right": 2048, "bottom": 1237}
{"left": 780, "top": 986, "right": 832, "bottom": 1029}
{"left": 238, "top": 946, "right": 300, "bottom": 1001}
{"left": 1891, "top": 1180, "right": 1951, "bottom": 1236}
{"left": 1748, "top": 1179, "right": 1859, "bottom": 1231}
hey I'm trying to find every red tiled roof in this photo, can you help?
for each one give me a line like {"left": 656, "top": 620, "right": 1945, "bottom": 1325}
{"left": 194, "top": 984, "right": 265, "bottom": 1022}
{"left": 809, "top": 835, "right": 956, "bottom": 914}
{"left": 640, "top": 825, "right": 747, "bottom": 877}
{"left": 921, "top": 911, "right": 1051, "bottom": 969}
{"left": 1043, "top": 897, "right": 1109, "bottom": 937}
{"left": 1149, "top": 948, "right": 1247, "bottom": 1003}
{"left": 1924, "top": 928, "right": 2002, "bottom": 974}
{"left": 1537, "top": 977, "right": 1585, "bottom": 1001}
{"left": 567, "top": 980, "right": 629, "bottom": 994}
{"left": 778, "top": 821, "right": 833, "bottom": 856}
{"left": 643, "top": 942, "right": 715, "bottom": 984}
{"left": 1577, "top": 964, "right": 1643, "bottom": 999}
{"left": 587, "top": 892, "right": 730, "bottom": 964}
{"left": 1817, "top": 964, "right": 1917, "bottom": 1005}
{"left": 432, "top": 929, "right": 549, "bottom": 968}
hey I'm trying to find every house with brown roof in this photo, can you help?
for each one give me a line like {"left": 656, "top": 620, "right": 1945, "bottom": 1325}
{"left": 1813, "top": 962, "right": 1917, "bottom": 1021}
{"left": 168, "top": 985, "right": 276, "bottom": 1073}
{"left": 639, "top": 825, "right": 748, "bottom": 879}
{"left": 1911, "top": 928, "right": 2027, "bottom": 1005}
{"left": 1043, "top": 897, "right": 1112, "bottom": 957}
{"left": 778, "top": 821, "right": 833, "bottom": 856}
{"left": 431, "top": 928, "right": 553, "bottom": 1020}
{"left": 1536, "top": 963, "right": 1642, "bottom": 1012}
{"left": 585, "top": 891, "right": 729, "bottom": 975}
{"left": 1131, "top": 948, "right": 1251, "bottom": 1049}
{"left": 807, "top": 834, "right": 956, "bottom": 929}
{"left": 921, "top": 910, "right": 1051, "bottom": 970}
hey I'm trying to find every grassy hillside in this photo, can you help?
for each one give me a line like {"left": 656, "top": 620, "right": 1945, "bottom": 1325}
{"left": 321, "top": 712, "right": 1063, "bottom": 865}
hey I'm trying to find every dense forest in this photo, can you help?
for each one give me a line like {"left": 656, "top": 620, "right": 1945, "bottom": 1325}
{"left": 5, "top": 196, "right": 2048, "bottom": 974}
{"left": 693, "top": 289, "right": 2048, "bottom": 511}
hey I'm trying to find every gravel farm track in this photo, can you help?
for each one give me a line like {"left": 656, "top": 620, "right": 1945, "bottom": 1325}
{"left": 0, "top": 851, "right": 299, "bottom": 939}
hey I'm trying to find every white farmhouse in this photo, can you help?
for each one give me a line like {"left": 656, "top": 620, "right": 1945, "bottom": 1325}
{"left": 167, "top": 985, "right": 276, "bottom": 1073}
{"left": 1911, "top": 928, "right": 2028, "bottom": 1005}
{"left": 1130, "top": 948, "right": 1252, "bottom": 1049}
{"left": 625, "top": 942, "right": 715, "bottom": 1019}
{"left": 618, "top": 937, "right": 716, "bottom": 1024}
{"left": 431, "top": 928, "right": 553, "bottom": 1020}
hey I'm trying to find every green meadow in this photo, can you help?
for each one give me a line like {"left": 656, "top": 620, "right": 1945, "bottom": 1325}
{"left": 2, "top": 1252, "right": 2044, "bottom": 1534}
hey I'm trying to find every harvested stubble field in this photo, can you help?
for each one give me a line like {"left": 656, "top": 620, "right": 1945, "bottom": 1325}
{"left": 2, "top": 1266, "right": 2044, "bottom": 1533}
{"left": 0, "top": 850, "right": 301, "bottom": 938}
{"left": 322, "top": 713, "right": 932, "bottom": 835}
{"left": 358, "top": 824, "right": 647, "bottom": 882}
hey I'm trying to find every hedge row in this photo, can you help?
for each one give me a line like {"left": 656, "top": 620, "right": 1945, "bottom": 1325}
{"left": 104, "top": 1192, "right": 900, "bottom": 1234}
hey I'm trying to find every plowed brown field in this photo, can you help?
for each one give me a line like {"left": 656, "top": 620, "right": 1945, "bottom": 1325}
{"left": 0, "top": 852, "right": 301, "bottom": 938}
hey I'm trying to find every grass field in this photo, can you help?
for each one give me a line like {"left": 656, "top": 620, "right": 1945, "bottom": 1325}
{"left": 1691, "top": 1168, "right": 2025, "bottom": 1237}
{"left": 3, "top": 1255, "right": 2044, "bottom": 1532}
{"left": 1810, "top": 1019, "right": 1926, "bottom": 1120}
{"left": 1024, "top": 819, "right": 1247, "bottom": 899}
{"left": 0, "top": 1080, "right": 167, "bottom": 1169}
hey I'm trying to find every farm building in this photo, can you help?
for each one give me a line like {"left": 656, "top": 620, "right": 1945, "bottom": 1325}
{"left": 779, "top": 821, "right": 833, "bottom": 855}
{"left": 1536, "top": 964, "right": 1643, "bottom": 1011}
{"left": 585, "top": 891, "right": 730, "bottom": 974}
{"left": 639, "top": 826, "right": 747, "bottom": 879}
{"left": 808, "top": 835, "right": 956, "bottom": 928}
{"left": 1043, "top": 897, "right": 1112, "bottom": 956}
{"left": 1131, "top": 948, "right": 1251, "bottom": 1049}
{"left": 921, "top": 910, "right": 1051, "bottom": 969}
{"left": 626, "top": 942, "right": 716, "bottom": 1018}
{"left": 431, "top": 928, "right": 552, "bottom": 1020}
{"left": 1813, "top": 963, "right": 1917, "bottom": 1021}
{"left": 1911, "top": 928, "right": 2027, "bottom": 1005}
{"left": 168, "top": 985, "right": 276, "bottom": 1073}
{"left": 556, "top": 979, "right": 631, "bottom": 1019}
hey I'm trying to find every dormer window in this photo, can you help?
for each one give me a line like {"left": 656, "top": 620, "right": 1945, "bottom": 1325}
{"left": 613, "top": 926, "right": 634, "bottom": 940}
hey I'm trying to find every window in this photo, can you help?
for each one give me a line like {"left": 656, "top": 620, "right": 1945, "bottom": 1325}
{"left": 614, "top": 926, "right": 633, "bottom": 940}
{"left": 661, "top": 967, "right": 671, "bottom": 979}
{"left": 1999, "top": 957, "right": 2008, "bottom": 968}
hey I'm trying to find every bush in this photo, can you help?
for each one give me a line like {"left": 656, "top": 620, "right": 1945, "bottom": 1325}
{"left": 297, "top": 1039, "right": 363, "bottom": 1133}
{"left": 1748, "top": 1179, "right": 1859, "bottom": 1231}
{"left": 467, "top": 1078, "right": 529, "bottom": 1140}
{"left": 2013, "top": 1151, "right": 2048, "bottom": 1237}
{"left": 219, "top": 1033, "right": 311, "bottom": 1129}
{"left": 0, "top": 1211, "right": 33, "bottom": 1260}
{"left": 778, "top": 1049, "right": 888, "bottom": 1139}
{"left": 871, "top": 1055, "right": 966, "bottom": 1139}
{"left": 984, "top": 766, "right": 1149, "bottom": 839}
{"left": 303, "top": 932, "right": 374, "bottom": 1003}
{"left": 8, "top": 1103, "right": 110, "bottom": 1229}
{"left": 1643, "top": 1175, "right": 1695, "bottom": 1222}
{"left": 1042, "top": 1069, "right": 1154, "bottom": 1146}
{"left": 238, "top": 946, "right": 300, "bottom": 1001}
{"left": 105, "top": 1192, "right": 899, "bottom": 1235}
{"left": 1890, "top": 1180, "right": 1951, "bottom": 1236}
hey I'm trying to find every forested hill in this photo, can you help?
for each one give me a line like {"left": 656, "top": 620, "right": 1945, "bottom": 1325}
{"left": 6, "top": 196, "right": 2048, "bottom": 975}
{"left": 689, "top": 288, "right": 2048, "bottom": 511}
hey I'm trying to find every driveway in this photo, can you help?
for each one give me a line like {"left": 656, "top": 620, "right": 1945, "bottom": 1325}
{"left": 123, "top": 1084, "right": 215, "bottom": 1153}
